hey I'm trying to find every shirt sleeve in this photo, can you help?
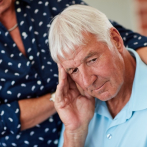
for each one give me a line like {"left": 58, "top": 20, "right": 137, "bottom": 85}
{"left": 111, "top": 20, "right": 147, "bottom": 50}
{"left": 0, "top": 101, "right": 21, "bottom": 137}
{"left": 58, "top": 124, "right": 65, "bottom": 147}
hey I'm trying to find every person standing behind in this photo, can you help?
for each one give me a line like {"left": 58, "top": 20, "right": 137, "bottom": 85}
{"left": 0, "top": 0, "right": 147, "bottom": 147}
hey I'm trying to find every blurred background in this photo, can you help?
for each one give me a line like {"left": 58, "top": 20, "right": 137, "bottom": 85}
{"left": 84, "top": 0, "right": 147, "bottom": 36}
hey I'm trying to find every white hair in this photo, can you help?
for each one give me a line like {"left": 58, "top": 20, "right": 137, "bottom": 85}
{"left": 49, "top": 5, "right": 113, "bottom": 62}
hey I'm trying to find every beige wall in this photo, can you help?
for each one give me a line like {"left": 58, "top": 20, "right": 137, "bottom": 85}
{"left": 84, "top": 0, "right": 138, "bottom": 32}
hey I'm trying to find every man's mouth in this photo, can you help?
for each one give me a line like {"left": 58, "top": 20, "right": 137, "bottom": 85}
{"left": 93, "top": 81, "right": 108, "bottom": 92}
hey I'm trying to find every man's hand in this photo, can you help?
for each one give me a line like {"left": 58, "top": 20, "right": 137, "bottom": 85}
{"left": 54, "top": 64, "right": 95, "bottom": 147}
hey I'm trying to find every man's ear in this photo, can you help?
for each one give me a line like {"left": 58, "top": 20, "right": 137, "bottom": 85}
{"left": 110, "top": 27, "right": 124, "bottom": 52}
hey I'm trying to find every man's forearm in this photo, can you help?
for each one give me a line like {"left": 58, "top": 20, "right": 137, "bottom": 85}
{"left": 18, "top": 93, "right": 56, "bottom": 130}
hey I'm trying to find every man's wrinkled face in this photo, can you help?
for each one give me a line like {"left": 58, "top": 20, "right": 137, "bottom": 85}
{"left": 59, "top": 32, "right": 125, "bottom": 101}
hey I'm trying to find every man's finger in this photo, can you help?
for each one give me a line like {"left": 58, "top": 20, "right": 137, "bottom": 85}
{"left": 67, "top": 74, "right": 78, "bottom": 89}
{"left": 55, "top": 81, "right": 64, "bottom": 103}
{"left": 56, "top": 63, "right": 68, "bottom": 105}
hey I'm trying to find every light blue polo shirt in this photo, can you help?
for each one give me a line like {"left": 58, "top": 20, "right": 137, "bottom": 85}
{"left": 58, "top": 48, "right": 147, "bottom": 147}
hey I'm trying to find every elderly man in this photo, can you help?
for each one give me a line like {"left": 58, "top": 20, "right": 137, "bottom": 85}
{"left": 49, "top": 5, "right": 147, "bottom": 147}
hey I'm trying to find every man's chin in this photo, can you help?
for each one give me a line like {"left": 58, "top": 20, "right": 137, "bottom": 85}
{"left": 94, "top": 91, "right": 114, "bottom": 101}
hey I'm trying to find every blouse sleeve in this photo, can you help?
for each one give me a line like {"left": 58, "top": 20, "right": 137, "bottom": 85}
{"left": 49, "top": 0, "right": 87, "bottom": 16}
{"left": 0, "top": 101, "right": 21, "bottom": 137}
{"left": 111, "top": 20, "right": 147, "bottom": 50}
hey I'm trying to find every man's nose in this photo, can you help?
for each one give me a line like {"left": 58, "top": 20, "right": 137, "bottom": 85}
{"left": 80, "top": 66, "right": 96, "bottom": 88}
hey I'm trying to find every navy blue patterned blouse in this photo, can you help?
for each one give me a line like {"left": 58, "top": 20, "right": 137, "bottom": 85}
{"left": 0, "top": 0, "right": 147, "bottom": 147}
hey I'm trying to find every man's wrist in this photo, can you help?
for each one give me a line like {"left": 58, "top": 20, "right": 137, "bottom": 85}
{"left": 63, "top": 126, "right": 88, "bottom": 147}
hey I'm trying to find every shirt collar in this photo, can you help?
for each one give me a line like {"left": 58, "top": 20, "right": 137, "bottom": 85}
{"left": 95, "top": 48, "right": 147, "bottom": 117}
{"left": 127, "top": 48, "right": 147, "bottom": 111}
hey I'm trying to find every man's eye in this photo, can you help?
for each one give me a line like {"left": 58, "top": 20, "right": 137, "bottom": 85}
{"left": 72, "top": 68, "right": 78, "bottom": 74}
{"left": 88, "top": 58, "right": 97, "bottom": 63}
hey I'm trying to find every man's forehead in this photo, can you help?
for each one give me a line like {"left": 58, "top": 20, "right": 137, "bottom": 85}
{"left": 58, "top": 51, "right": 83, "bottom": 74}
{"left": 60, "top": 55, "right": 81, "bottom": 72}
{"left": 58, "top": 32, "right": 97, "bottom": 60}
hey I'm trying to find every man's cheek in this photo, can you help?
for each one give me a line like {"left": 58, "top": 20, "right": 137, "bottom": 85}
{"left": 76, "top": 83, "right": 85, "bottom": 95}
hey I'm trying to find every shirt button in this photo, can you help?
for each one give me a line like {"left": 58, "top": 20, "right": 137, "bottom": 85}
{"left": 37, "top": 80, "right": 41, "bottom": 85}
{"left": 29, "top": 56, "right": 34, "bottom": 60}
{"left": 107, "top": 134, "right": 112, "bottom": 139}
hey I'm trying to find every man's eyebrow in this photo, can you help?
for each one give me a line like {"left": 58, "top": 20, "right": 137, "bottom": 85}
{"left": 83, "top": 51, "right": 97, "bottom": 61}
